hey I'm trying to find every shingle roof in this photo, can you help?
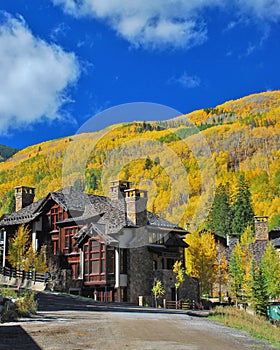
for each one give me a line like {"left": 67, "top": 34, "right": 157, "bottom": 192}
{"left": 147, "top": 211, "right": 180, "bottom": 229}
{"left": 74, "top": 222, "right": 119, "bottom": 247}
{"left": 251, "top": 240, "right": 268, "bottom": 262}
{"left": 0, "top": 186, "right": 183, "bottom": 233}
{"left": 225, "top": 238, "right": 280, "bottom": 263}
{"left": 40, "top": 187, "right": 92, "bottom": 212}
{"left": 0, "top": 198, "right": 44, "bottom": 226}
{"left": 272, "top": 237, "right": 280, "bottom": 247}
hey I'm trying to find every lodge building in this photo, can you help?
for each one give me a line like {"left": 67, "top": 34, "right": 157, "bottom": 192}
{"left": 0, "top": 181, "right": 198, "bottom": 304}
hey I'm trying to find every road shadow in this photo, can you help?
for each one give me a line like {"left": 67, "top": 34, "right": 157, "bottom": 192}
{"left": 36, "top": 292, "right": 191, "bottom": 316}
{"left": 0, "top": 325, "right": 42, "bottom": 350}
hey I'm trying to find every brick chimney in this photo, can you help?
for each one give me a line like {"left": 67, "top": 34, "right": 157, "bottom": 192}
{"left": 254, "top": 216, "right": 269, "bottom": 241}
{"left": 14, "top": 186, "right": 35, "bottom": 212}
{"left": 124, "top": 188, "right": 148, "bottom": 226}
{"left": 109, "top": 180, "right": 131, "bottom": 201}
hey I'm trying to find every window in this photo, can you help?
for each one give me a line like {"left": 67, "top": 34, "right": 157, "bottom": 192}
{"left": 64, "top": 227, "right": 78, "bottom": 253}
{"left": 153, "top": 260, "right": 157, "bottom": 271}
{"left": 53, "top": 240, "right": 58, "bottom": 255}
{"left": 84, "top": 239, "right": 106, "bottom": 278}
{"left": 166, "top": 258, "right": 176, "bottom": 270}
{"left": 71, "top": 264, "right": 80, "bottom": 279}
{"left": 107, "top": 249, "right": 114, "bottom": 274}
{"left": 48, "top": 205, "right": 64, "bottom": 230}
{"left": 120, "top": 249, "right": 128, "bottom": 274}
{"left": 148, "top": 232, "right": 164, "bottom": 245}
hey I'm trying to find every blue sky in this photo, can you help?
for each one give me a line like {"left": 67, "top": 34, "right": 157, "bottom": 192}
{"left": 0, "top": 0, "right": 279, "bottom": 149}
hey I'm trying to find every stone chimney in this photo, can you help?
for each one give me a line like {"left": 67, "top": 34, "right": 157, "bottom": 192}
{"left": 109, "top": 180, "right": 131, "bottom": 201}
{"left": 254, "top": 216, "right": 269, "bottom": 241}
{"left": 14, "top": 186, "right": 35, "bottom": 212}
{"left": 124, "top": 188, "right": 148, "bottom": 226}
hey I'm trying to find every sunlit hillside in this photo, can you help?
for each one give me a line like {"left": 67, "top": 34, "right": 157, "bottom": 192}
{"left": 0, "top": 90, "right": 280, "bottom": 230}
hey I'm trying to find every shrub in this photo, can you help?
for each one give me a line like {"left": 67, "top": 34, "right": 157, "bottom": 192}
{"left": 16, "top": 291, "right": 37, "bottom": 317}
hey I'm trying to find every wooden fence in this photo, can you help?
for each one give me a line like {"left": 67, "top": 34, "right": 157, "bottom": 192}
{"left": 0, "top": 266, "right": 46, "bottom": 284}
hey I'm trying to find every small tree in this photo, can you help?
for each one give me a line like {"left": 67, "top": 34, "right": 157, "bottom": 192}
{"left": 229, "top": 242, "right": 244, "bottom": 306}
{"left": 8, "top": 224, "right": 47, "bottom": 273}
{"left": 260, "top": 242, "right": 280, "bottom": 300}
{"left": 249, "top": 260, "right": 267, "bottom": 316}
{"left": 152, "top": 280, "right": 165, "bottom": 308}
{"left": 173, "top": 260, "right": 185, "bottom": 308}
{"left": 229, "top": 227, "right": 255, "bottom": 306}
{"left": 214, "top": 243, "right": 228, "bottom": 301}
{"left": 207, "top": 183, "right": 232, "bottom": 237}
{"left": 231, "top": 174, "right": 254, "bottom": 235}
{"left": 8, "top": 225, "right": 30, "bottom": 270}
{"left": 185, "top": 231, "right": 217, "bottom": 297}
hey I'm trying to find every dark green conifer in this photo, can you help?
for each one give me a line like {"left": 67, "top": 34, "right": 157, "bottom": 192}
{"left": 231, "top": 174, "right": 254, "bottom": 235}
{"left": 207, "top": 183, "right": 232, "bottom": 237}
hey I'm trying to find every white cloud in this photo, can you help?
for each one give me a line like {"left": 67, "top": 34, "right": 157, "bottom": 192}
{"left": 0, "top": 13, "right": 80, "bottom": 133}
{"left": 52, "top": 0, "right": 280, "bottom": 50}
{"left": 178, "top": 73, "right": 201, "bottom": 89}
{"left": 237, "top": 0, "right": 280, "bottom": 20}
{"left": 169, "top": 72, "right": 201, "bottom": 89}
{"left": 52, "top": 0, "right": 215, "bottom": 49}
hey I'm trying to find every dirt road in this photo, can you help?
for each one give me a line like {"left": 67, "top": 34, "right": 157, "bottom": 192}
{"left": 0, "top": 292, "right": 278, "bottom": 350}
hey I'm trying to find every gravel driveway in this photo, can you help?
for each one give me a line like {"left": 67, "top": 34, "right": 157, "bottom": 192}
{"left": 0, "top": 292, "right": 278, "bottom": 350}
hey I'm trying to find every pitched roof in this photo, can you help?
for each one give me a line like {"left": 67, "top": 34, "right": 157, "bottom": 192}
{"left": 35, "top": 187, "right": 93, "bottom": 213}
{"left": 0, "top": 186, "right": 184, "bottom": 233}
{"left": 74, "top": 222, "right": 119, "bottom": 247}
{"left": 225, "top": 238, "right": 280, "bottom": 263}
{"left": 272, "top": 237, "right": 280, "bottom": 247}
{"left": 147, "top": 211, "right": 180, "bottom": 229}
{"left": 0, "top": 198, "right": 44, "bottom": 226}
{"left": 251, "top": 240, "right": 268, "bottom": 262}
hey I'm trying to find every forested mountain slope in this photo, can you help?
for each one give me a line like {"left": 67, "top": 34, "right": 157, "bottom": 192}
{"left": 0, "top": 90, "right": 279, "bottom": 230}
{"left": 0, "top": 144, "right": 18, "bottom": 162}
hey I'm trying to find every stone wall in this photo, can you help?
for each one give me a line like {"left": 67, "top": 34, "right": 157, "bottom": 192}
{"left": 154, "top": 270, "right": 198, "bottom": 304}
{"left": 127, "top": 246, "right": 154, "bottom": 305}
{"left": 127, "top": 246, "right": 199, "bottom": 306}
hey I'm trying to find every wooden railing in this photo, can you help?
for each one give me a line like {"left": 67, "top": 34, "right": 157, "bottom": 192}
{"left": 165, "top": 300, "right": 191, "bottom": 310}
{"left": 0, "top": 266, "right": 46, "bottom": 284}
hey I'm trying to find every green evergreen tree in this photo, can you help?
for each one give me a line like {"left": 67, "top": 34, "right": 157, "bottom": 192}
{"left": 144, "top": 157, "right": 152, "bottom": 170}
{"left": 260, "top": 242, "right": 280, "bottom": 300}
{"left": 207, "top": 183, "right": 232, "bottom": 237}
{"left": 229, "top": 242, "right": 244, "bottom": 305}
{"left": 231, "top": 174, "right": 254, "bottom": 235}
{"left": 250, "top": 260, "right": 268, "bottom": 316}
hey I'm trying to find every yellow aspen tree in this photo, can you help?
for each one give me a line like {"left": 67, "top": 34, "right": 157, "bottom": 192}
{"left": 185, "top": 231, "right": 217, "bottom": 297}
{"left": 173, "top": 260, "right": 185, "bottom": 308}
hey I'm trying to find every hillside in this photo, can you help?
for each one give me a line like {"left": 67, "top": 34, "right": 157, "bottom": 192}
{"left": 0, "top": 90, "right": 280, "bottom": 230}
{"left": 0, "top": 144, "right": 18, "bottom": 162}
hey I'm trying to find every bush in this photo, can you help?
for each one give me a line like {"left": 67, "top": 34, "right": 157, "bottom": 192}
{"left": 0, "top": 289, "right": 37, "bottom": 322}
{"left": 15, "top": 291, "right": 37, "bottom": 317}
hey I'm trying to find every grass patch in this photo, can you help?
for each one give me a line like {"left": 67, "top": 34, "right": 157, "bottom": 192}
{"left": 209, "top": 306, "right": 280, "bottom": 348}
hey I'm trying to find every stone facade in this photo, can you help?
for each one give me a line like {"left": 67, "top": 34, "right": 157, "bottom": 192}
{"left": 127, "top": 246, "right": 154, "bottom": 305}
{"left": 154, "top": 270, "right": 198, "bottom": 304}
{"left": 125, "top": 189, "right": 148, "bottom": 226}
{"left": 254, "top": 216, "right": 269, "bottom": 241}
{"left": 14, "top": 186, "right": 35, "bottom": 212}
